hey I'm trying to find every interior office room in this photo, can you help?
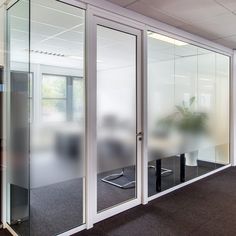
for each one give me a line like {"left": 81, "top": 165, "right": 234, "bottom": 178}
{"left": 0, "top": 0, "right": 235, "bottom": 236}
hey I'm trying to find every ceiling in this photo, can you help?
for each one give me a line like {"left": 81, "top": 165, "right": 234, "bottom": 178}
{"left": 107, "top": 0, "right": 236, "bottom": 49}
{"left": 10, "top": 0, "right": 85, "bottom": 69}
{"left": 8, "top": 0, "right": 229, "bottom": 72}
{"left": 9, "top": 0, "right": 137, "bottom": 70}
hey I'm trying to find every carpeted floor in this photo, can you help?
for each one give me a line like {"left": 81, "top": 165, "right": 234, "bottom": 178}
{"left": 10, "top": 157, "right": 222, "bottom": 236}
{"left": 74, "top": 167, "right": 236, "bottom": 236}
{"left": 0, "top": 229, "right": 12, "bottom": 236}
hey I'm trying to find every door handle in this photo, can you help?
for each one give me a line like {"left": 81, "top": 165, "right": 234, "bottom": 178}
{"left": 136, "top": 131, "right": 143, "bottom": 136}
{"left": 136, "top": 131, "right": 143, "bottom": 141}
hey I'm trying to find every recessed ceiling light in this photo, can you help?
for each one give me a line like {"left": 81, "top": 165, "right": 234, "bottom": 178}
{"left": 148, "top": 32, "right": 188, "bottom": 46}
{"left": 26, "top": 49, "right": 103, "bottom": 63}
{"left": 28, "top": 49, "right": 65, "bottom": 57}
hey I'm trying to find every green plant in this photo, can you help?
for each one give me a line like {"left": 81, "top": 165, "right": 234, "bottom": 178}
{"left": 158, "top": 97, "right": 208, "bottom": 135}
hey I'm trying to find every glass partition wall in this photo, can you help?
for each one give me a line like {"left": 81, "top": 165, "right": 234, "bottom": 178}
{"left": 7, "top": 1, "right": 30, "bottom": 235}
{"left": 6, "top": 0, "right": 85, "bottom": 235}
{"left": 147, "top": 32, "right": 230, "bottom": 196}
{"left": 5, "top": 2, "right": 231, "bottom": 236}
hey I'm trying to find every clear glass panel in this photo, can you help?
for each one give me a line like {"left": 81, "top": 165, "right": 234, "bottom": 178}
{"left": 30, "top": 1, "right": 85, "bottom": 235}
{"left": 147, "top": 32, "right": 230, "bottom": 196}
{"left": 7, "top": 1, "right": 30, "bottom": 235}
{"left": 97, "top": 25, "right": 137, "bottom": 212}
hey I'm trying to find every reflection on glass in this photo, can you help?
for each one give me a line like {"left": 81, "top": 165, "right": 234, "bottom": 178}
{"left": 97, "top": 26, "right": 137, "bottom": 212}
{"left": 7, "top": 0, "right": 86, "bottom": 235}
{"left": 147, "top": 32, "right": 230, "bottom": 196}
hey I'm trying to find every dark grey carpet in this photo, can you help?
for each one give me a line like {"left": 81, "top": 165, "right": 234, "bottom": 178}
{"left": 74, "top": 167, "right": 236, "bottom": 236}
{"left": 11, "top": 157, "right": 222, "bottom": 236}
{"left": 0, "top": 229, "right": 12, "bottom": 236}
{"left": 30, "top": 178, "right": 84, "bottom": 236}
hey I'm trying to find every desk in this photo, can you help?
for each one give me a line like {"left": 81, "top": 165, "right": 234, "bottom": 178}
{"left": 155, "top": 154, "right": 186, "bottom": 192}
{"left": 148, "top": 136, "right": 183, "bottom": 192}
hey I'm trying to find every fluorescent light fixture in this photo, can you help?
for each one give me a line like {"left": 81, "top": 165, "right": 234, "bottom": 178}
{"left": 148, "top": 32, "right": 188, "bottom": 46}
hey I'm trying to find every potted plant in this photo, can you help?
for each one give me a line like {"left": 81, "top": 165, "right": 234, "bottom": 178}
{"left": 157, "top": 97, "right": 208, "bottom": 166}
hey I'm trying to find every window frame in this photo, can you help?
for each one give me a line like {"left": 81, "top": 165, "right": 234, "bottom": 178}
{"left": 41, "top": 73, "right": 83, "bottom": 123}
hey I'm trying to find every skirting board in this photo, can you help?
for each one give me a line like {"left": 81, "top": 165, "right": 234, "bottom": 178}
{"left": 4, "top": 223, "right": 18, "bottom": 236}
{"left": 4, "top": 223, "right": 86, "bottom": 236}
{"left": 57, "top": 224, "right": 86, "bottom": 236}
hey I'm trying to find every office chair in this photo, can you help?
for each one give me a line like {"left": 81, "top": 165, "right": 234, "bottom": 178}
{"left": 100, "top": 139, "right": 135, "bottom": 189}
{"left": 148, "top": 164, "right": 173, "bottom": 175}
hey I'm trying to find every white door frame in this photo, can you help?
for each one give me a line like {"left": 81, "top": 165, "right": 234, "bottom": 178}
{"left": 2, "top": 1, "right": 234, "bottom": 235}
{"left": 86, "top": 10, "right": 144, "bottom": 225}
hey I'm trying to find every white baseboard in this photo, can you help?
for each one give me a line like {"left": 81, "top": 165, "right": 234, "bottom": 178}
{"left": 4, "top": 223, "right": 18, "bottom": 236}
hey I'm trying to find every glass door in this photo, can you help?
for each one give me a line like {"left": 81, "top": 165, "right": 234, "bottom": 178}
{"left": 95, "top": 19, "right": 142, "bottom": 215}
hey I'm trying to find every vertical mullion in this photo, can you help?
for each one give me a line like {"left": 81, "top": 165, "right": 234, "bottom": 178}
{"left": 85, "top": 6, "right": 96, "bottom": 229}
{"left": 141, "top": 28, "right": 148, "bottom": 205}
{"left": 66, "top": 76, "right": 73, "bottom": 122}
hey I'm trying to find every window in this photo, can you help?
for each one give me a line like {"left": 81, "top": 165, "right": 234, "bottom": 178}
{"left": 41, "top": 74, "right": 84, "bottom": 122}
{"left": 72, "top": 77, "right": 84, "bottom": 122}
{"left": 42, "top": 75, "right": 67, "bottom": 122}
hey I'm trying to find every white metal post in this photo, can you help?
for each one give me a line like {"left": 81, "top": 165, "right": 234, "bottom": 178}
{"left": 232, "top": 50, "right": 236, "bottom": 166}
{"left": 141, "top": 27, "right": 148, "bottom": 205}
{"left": 85, "top": 5, "right": 96, "bottom": 229}
{"left": 1, "top": 1, "right": 7, "bottom": 227}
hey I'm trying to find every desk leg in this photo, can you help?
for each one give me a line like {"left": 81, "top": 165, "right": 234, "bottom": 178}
{"left": 156, "top": 159, "right": 162, "bottom": 192}
{"left": 180, "top": 154, "right": 185, "bottom": 183}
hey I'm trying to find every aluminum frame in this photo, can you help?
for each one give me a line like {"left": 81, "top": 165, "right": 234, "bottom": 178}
{"left": 90, "top": 13, "right": 143, "bottom": 225}
{"left": 1, "top": 0, "right": 234, "bottom": 236}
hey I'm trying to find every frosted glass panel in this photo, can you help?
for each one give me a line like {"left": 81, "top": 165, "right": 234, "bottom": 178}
{"left": 29, "top": 1, "right": 86, "bottom": 235}
{"left": 7, "top": 1, "right": 86, "bottom": 235}
{"left": 7, "top": 1, "right": 30, "bottom": 235}
{"left": 147, "top": 32, "right": 230, "bottom": 196}
{"left": 97, "top": 26, "right": 137, "bottom": 212}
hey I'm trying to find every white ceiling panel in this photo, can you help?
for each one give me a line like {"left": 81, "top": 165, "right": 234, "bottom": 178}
{"left": 187, "top": 13, "right": 236, "bottom": 38}
{"left": 107, "top": 0, "right": 137, "bottom": 7}
{"left": 215, "top": 0, "right": 236, "bottom": 12}
{"left": 137, "top": 0, "right": 228, "bottom": 23}
{"left": 176, "top": 12, "right": 236, "bottom": 41}
{"left": 213, "top": 35, "right": 236, "bottom": 48}
{"left": 127, "top": 1, "right": 186, "bottom": 27}
{"left": 107, "top": 0, "right": 236, "bottom": 49}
